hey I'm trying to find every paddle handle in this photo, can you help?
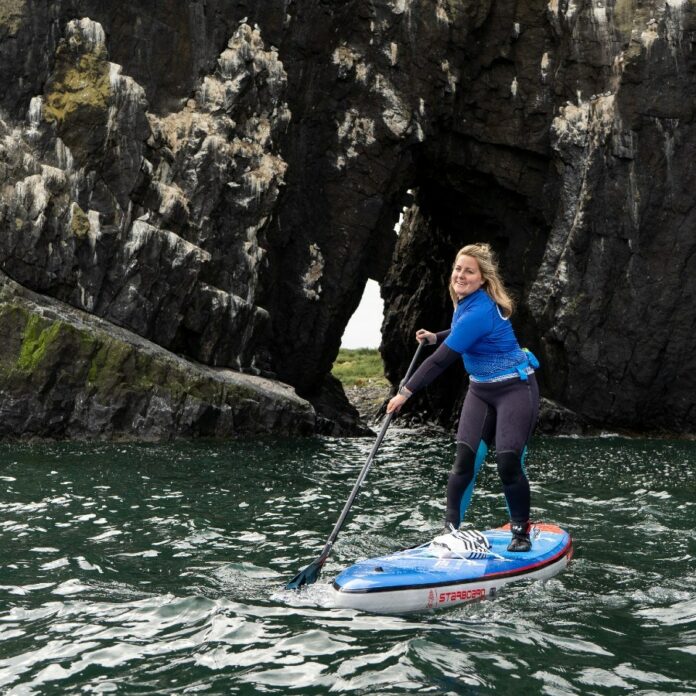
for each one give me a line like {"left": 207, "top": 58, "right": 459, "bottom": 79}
{"left": 318, "top": 340, "right": 427, "bottom": 558}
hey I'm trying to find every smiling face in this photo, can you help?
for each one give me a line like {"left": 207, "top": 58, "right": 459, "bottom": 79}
{"left": 451, "top": 254, "right": 484, "bottom": 299}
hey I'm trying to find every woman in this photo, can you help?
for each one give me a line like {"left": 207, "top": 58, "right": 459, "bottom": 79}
{"left": 387, "top": 243, "right": 539, "bottom": 552}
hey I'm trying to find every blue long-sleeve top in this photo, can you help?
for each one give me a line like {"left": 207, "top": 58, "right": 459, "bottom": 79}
{"left": 405, "top": 289, "right": 533, "bottom": 392}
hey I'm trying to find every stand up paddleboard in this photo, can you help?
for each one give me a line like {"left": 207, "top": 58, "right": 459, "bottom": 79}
{"left": 330, "top": 522, "right": 572, "bottom": 614}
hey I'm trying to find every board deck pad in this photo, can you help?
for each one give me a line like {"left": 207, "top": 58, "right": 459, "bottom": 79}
{"left": 331, "top": 523, "right": 573, "bottom": 614}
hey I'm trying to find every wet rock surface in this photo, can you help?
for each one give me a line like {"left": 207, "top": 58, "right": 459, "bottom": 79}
{"left": 0, "top": 272, "right": 315, "bottom": 440}
{"left": 344, "top": 381, "right": 390, "bottom": 426}
{"left": 1, "top": 1, "right": 694, "bottom": 439}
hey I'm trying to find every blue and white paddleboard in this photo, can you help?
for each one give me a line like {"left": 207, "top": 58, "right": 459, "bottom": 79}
{"left": 330, "top": 523, "right": 573, "bottom": 614}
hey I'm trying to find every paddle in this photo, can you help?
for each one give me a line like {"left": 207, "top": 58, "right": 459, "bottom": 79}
{"left": 285, "top": 340, "right": 427, "bottom": 590}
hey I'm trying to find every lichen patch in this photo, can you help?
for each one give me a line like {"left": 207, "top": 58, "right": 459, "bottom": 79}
{"left": 0, "top": 0, "right": 26, "bottom": 34}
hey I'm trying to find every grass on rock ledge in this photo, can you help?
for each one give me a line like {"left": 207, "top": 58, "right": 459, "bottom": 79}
{"left": 332, "top": 348, "right": 388, "bottom": 388}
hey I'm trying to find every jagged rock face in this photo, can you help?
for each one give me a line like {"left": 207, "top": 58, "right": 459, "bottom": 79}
{"left": 1, "top": 12, "right": 287, "bottom": 373}
{"left": 0, "top": 0, "right": 695, "bottom": 438}
{"left": 528, "top": 1, "right": 696, "bottom": 433}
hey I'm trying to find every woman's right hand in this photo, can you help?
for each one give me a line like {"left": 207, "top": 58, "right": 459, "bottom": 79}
{"left": 415, "top": 329, "right": 436, "bottom": 345}
{"left": 386, "top": 393, "right": 408, "bottom": 414}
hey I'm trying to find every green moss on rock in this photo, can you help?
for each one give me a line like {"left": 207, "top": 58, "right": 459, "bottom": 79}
{"left": 44, "top": 45, "right": 111, "bottom": 125}
{"left": 0, "top": 303, "right": 32, "bottom": 375}
{"left": 87, "top": 340, "right": 132, "bottom": 389}
{"left": 43, "top": 39, "right": 111, "bottom": 165}
{"left": 16, "top": 314, "right": 63, "bottom": 372}
{"left": 69, "top": 203, "right": 91, "bottom": 237}
{"left": 0, "top": 294, "right": 314, "bottom": 440}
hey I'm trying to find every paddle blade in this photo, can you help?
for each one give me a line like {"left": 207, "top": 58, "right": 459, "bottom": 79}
{"left": 285, "top": 557, "right": 325, "bottom": 590}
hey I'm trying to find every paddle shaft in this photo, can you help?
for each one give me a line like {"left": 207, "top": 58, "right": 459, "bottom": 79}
{"left": 313, "top": 340, "right": 427, "bottom": 565}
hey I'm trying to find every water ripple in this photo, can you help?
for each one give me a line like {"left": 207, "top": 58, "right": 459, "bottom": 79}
{"left": 0, "top": 437, "right": 694, "bottom": 694}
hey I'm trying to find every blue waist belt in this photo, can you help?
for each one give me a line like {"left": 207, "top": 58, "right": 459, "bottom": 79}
{"left": 471, "top": 349, "right": 540, "bottom": 383}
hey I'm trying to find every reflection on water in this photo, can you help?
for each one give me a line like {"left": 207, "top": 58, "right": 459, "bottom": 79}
{"left": 0, "top": 432, "right": 694, "bottom": 694}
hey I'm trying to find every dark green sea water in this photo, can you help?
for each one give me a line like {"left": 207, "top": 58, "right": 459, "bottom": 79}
{"left": 0, "top": 430, "right": 694, "bottom": 694}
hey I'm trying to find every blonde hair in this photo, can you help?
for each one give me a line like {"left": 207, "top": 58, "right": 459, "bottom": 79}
{"left": 449, "top": 243, "right": 515, "bottom": 317}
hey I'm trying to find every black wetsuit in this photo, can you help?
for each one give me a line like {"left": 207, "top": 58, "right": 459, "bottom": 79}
{"left": 404, "top": 290, "right": 539, "bottom": 527}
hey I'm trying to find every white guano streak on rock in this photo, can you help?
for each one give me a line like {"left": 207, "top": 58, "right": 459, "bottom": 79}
{"left": 125, "top": 220, "right": 211, "bottom": 264}
{"left": 213, "top": 24, "right": 288, "bottom": 112}
{"left": 390, "top": 0, "right": 413, "bottom": 15}
{"left": 553, "top": 95, "right": 617, "bottom": 156}
{"left": 441, "top": 60, "right": 458, "bottom": 94}
{"left": 373, "top": 73, "right": 411, "bottom": 138}
{"left": 551, "top": 101, "right": 590, "bottom": 148}
{"left": 588, "top": 94, "right": 616, "bottom": 147}
{"left": 592, "top": 0, "right": 608, "bottom": 26}
{"left": 243, "top": 152, "right": 287, "bottom": 199}
{"left": 435, "top": 0, "right": 450, "bottom": 23}
{"left": 66, "top": 17, "right": 106, "bottom": 48}
{"left": 302, "top": 244, "right": 324, "bottom": 300}
{"left": 640, "top": 19, "right": 659, "bottom": 52}
{"left": 541, "top": 52, "right": 551, "bottom": 82}
{"left": 389, "top": 42, "right": 398, "bottom": 66}
{"left": 532, "top": 95, "right": 619, "bottom": 314}
{"left": 333, "top": 44, "right": 369, "bottom": 83}
{"left": 8, "top": 121, "right": 77, "bottom": 222}
{"left": 26, "top": 96, "right": 42, "bottom": 137}
{"left": 87, "top": 210, "right": 101, "bottom": 241}
{"left": 654, "top": 117, "right": 678, "bottom": 191}
{"left": 15, "top": 174, "right": 45, "bottom": 220}
{"left": 336, "top": 109, "right": 376, "bottom": 168}
{"left": 55, "top": 138, "right": 74, "bottom": 171}
{"left": 155, "top": 108, "right": 215, "bottom": 155}
{"left": 627, "top": 161, "right": 641, "bottom": 229}
{"left": 40, "top": 164, "right": 66, "bottom": 190}
{"left": 548, "top": 0, "right": 580, "bottom": 21}
{"left": 153, "top": 181, "right": 188, "bottom": 217}
{"left": 107, "top": 63, "right": 146, "bottom": 139}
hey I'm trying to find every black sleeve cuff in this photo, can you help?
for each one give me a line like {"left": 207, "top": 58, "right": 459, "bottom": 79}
{"left": 404, "top": 343, "right": 460, "bottom": 394}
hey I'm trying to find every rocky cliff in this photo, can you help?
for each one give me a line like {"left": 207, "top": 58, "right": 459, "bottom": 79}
{"left": 1, "top": 0, "right": 694, "bottom": 439}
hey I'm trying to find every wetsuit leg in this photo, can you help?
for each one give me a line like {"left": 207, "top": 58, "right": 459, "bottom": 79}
{"left": 458, "top": 440, "right": 488, "bottom": 522}
{"left": 497, "top": 449, "right": 530, "bottom": 523}
{"left": 444, "top": 390, "right": 494, "bottom": 527}
{"left": 493, "top": 375, "right": 539, "bottom": 524}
